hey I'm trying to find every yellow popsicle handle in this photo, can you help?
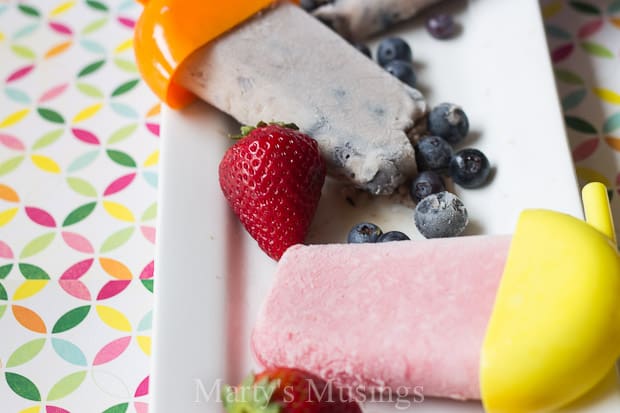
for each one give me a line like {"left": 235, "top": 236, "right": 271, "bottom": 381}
{"left": 582, "top": 182, "right": 616, "bottom": 244}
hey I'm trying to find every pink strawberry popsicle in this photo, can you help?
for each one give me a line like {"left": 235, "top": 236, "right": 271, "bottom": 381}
{"left": 252, "top": 235, "right": 511, "bottom": 400}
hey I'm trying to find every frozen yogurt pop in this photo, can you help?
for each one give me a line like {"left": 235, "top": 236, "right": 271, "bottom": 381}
{"left": 134, "top": 1, "right": 426, "bottom": 194}
{"left": 252, "top": 182, "right": 620, "bottom": 412}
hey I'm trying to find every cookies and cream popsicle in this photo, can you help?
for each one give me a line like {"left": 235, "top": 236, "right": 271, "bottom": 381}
{"left": 135, "top": 1, "right": 426, "bottom": 194}
{"left": 253, "top": 183, "right": 620, "bottom": 412}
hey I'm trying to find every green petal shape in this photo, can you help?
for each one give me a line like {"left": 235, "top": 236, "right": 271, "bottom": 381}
{"left": 102, "top": 403, "right": 129, "bottom": 413}
{"left": 77, "top": 60, "right": 105, "bottom": 78}
{"left": 11, "top": 45, "right": 36, "bottom": 59}
{"left": 111, "top": 79, "right": 140, "bottom": 97}
{"left": 0, "top": 156, "right": 25, "bottom": 176}
{"left": 554, "top": 69, "right": 584, "bottom": 86}
{"left": 0, "top": 281, "right": 7, "bottom": 299}
{"left": 113, "top": 58, "right": 138, "bottom": 73}
{"left": 47, "top": 370, "right": 87, "bottom": 401}
{"left": 5, "top": 372, "right": 41, "bottom": 401}
{"left": 581, "top": 41, "right": 614, "bottom": 58}
{"left": 81, "top": 17, "right": 108, "bottom": 35}
{"left": 6, "top": 338, "right": 46, "bottom": 368}
{"left": 141, "top": 203, "right": 157, "bottom": 221}
{"left": 141, "top": 279, "right": 154, "bottom": 293}
{"left": 52, "top": 306, "right": 91, "bottom": 334}
{"left": 603, "top": 113, "right": 620, "bottom": 134}
{"left": 62, "top": 202, "right": 97, "bottom": 227}
{"left": 0, "top": 264, "right": 12, "bottom": 279}
{"left": 108, "top": 124, "right": 138, "bottom": 145}
{"left": 86, "top": 0, "right": 109, "bottom": 11}
{"left": 17, "top": 4, "right": 40, "bottom": 17}
{"left": 569, "top": 1, "right": 601, "bottom": 15}
{"left": 565, "top": 116, "right": 598, "bottom": 134}
{"left": 76, "top": 82, "right": 104, "bottom": 99}
{"left": 67, "top": 177, "right": 98, "bottom": 197}
{"left": 562, "top": 89, "right": 587, "bottom": 111}
{"left": 100, "top": 227, "right": 135, "bottom": 253}
{"left": 0, "top": 305, "right": 6, "bottom": 320}
{"left": 19, "top": 263, "right": 50, "bottom": 280}
{"left": 20, "top": 232, "right": 56, "bottom": 259}
{"left": 37, "top": 107, "right": 65, "bottom": 124}
{"left": 32, "top": 129, "right": 64, "bottom": 150}
{"left": 106, "top": 149, "right": 136, "bottom": 168}
{"left": 545, "top": 24, "right": 572, "bottom": 40}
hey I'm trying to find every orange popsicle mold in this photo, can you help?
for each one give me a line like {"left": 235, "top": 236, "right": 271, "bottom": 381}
{"left": 134, "top": 0, "right": 298, "bottom": 108}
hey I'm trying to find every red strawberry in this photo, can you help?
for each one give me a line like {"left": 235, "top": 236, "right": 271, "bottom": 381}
{"left": 222, "top": 367, "right": 362, "bottom": 413}
{"left": 219, "top": 123, "right": 326, "bottom": 260}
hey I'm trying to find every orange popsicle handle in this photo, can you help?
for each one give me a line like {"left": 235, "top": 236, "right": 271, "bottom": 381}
{"left": 134, "top": 0, "right": 298, "bottom": 108}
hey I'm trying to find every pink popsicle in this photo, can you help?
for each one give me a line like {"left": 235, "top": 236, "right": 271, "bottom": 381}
{"left": 251, "top": 235, "right": 511, "bottom": 400}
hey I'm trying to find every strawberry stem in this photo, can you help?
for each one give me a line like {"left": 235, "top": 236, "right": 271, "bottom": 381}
{"left": 229, "top": 121, "right": 299, "bottom": 139}
{"left": 222, "top": 373, "right": 281, "bottom": 413}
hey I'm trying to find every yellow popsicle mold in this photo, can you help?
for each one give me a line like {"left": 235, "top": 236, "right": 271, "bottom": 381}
{"left": 134, "top": 0, "right": 298, "bottom": 108}
{"left": 481, "top": 182, "right": 620, "bottom": 412}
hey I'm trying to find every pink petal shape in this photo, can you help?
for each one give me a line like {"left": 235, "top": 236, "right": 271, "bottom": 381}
{"left": 572, "top": 138, "right": 599, "bottom": 162}
{"left": 93, "top": 336, "right": 131, "bottom": 365}
{"left": 97, "top": 280, "right": 131, "bottom": 300}
{"left": 134, "top": 402, "right": 149, "bottom": 413}
{"left": 140, "top": 226, "right": 156, "bottom": 244}
{"left": 62, "top": 232, "right": 95, "bottom": 254}
{"left": 146, "top": 123, "right": 160, "bottom": 137}
{"left": 6, "top": 65, "right": 35, "bottom": 83}
{"left": 61, "top": 259, "right": 94, "bottom": 280}
{"left": 71, "top": 128, "right": 100, "bottom": 145}
{"left": 103, "top": 173, "right": 136, "bottom": 196}
{"left": 38, "top": 83, "right": 69, "bottom": 104}
{"left": 0, "top": 241, "right": 13, "bottom": 259}
{"left": 135, "top": 376, "right": 149, "bottom": 397}
{"left": 552, "top": 43, "right": 575, "bottom": 63}
{"left": 25, "top": 206, "right": 56, "bottom": 227}
{"left": 578, "top": 19, "right": 604, "bottom": 39}
{"left": 140, "top": 261, "right": 154, "bottom": 280}
{"left": 49, "top": 21, "right": 73, "bottom": 35}
{"left": 117, "top": 16, "right": 136, "bottom": 29}
{"left": 59, "top": 279, "right": 92, "bottom": 300}
{"left": 47, "top": 406, "right": 71, "bottom": 413}
{"left": 0, "top": 134, "right": 26, "bottom": 151}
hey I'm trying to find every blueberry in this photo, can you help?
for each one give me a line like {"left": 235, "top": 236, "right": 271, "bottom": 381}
{"left": 415, "top": 135, "right": 453, "bottom": 173}
{"left": 449, "top": 148, "right": 491, "bottom": 189}
{"left": 384, "top": 60, "right": 416, "bottom": 88}
{"left": 409, "top": 171, "right": 445, "bottom": 203}
{"left": 347, "top": 222, "right": 383, "bottom": 243}
{"left": 426, "top": 14, "right": 457, "bottom": 39}
{"left": 378, "top": 231, "right": 410, "bottom": 242}
{"left": 353, "top": 42, "right": 372, "bottom": 58}
{"left": 414, "top": 191, "right": 468, "bottom": 238}
{"left": 428, "top": 103, "right": 469, "bottom": 145}
{"left": 377, "top": 37, "right": 412, "bottom": 66}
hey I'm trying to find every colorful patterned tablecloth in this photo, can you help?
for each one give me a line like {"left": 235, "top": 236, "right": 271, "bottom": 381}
{"left": 0, "top": 0, "right": 619, "bottom": 412}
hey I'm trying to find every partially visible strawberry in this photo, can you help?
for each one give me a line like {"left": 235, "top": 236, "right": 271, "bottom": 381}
{"left": 222, "top": 367, "right": 362, "bottom": 413}
{"left": 219, "top": 122, "right": 326, "bottom": 260}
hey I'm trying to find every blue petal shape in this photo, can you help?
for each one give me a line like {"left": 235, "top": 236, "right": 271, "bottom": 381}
{"left": 142, "top": 171, "right": 158, "bottom": 189}
{"left": 79, "top": 39, "right": 106, "bottom": 55}
{"left": 137, "top": 310, "right": 152, "bottom": 332}
{"left": 52, "top": 337, "right": 88, "bottom": 366}
{"left": 4, "top": 87, "right": 31, "bottom": 104}
{"left": 67, "top": 150, "right": 100, "bottom": 173}
{"left": 110, "top": 102, "right": 139, "bottom": 119}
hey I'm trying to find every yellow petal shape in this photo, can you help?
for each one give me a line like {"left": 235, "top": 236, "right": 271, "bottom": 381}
{"left": 19, "top": 406, "right": 41, "bottom": 413}
{"left": 143, "top": 150, "right": 159, "bottom": 167}
{"left": 31, "top": 154, "right": 61, "bottom": 174}
{"left": 96, "top": 305, "right": 132, "bottom": 332}
{"left": 50, "top": 0, "right": 76, "bottom": 17}
{"left": 0, "top": 184, "right": 20, "bottom": 202}
{"left": 575, "top": 167, "right": 611, "bottom": 188}
{"left": 72, "top": 103, "right": 103, "bottom": 124}
{"left": 594, "top": 88, "right": 620, "bottom": 105}
{"left": 0, "top": 32, "right": 5, "bottom": 42}
{"left": 136, "top": 335, "right": 151, "bottom": 355}
{"left": 0, "top": 108, "right": 30, "bottom": 128}
{"left": 103, "top": 200, "right": 135, "bottom": 222}
{"left": 114, "top": 38, "right": 133, "bottom": 54}
{"left": 0, "top": 208, "right": 19, "bottom": 227}
{"left": 146, "top": 103, "right": 160, "bottom": 118}
{"left": 542, "top": 1, "right": 562, "bottom": 19}
{"left": 99, "top": 257, "right": 133, "bottom": 280}
{"left": 13, "top": 280, "right": 49, "bottom": 301}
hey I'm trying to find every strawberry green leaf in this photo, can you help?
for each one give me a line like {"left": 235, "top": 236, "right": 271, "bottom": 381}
{"left": 5, "top": 372, "right": 41, "bottom": 401}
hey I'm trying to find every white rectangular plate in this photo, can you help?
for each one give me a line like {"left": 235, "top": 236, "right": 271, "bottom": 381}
{"left": 151, "top": 0, "right": 620, "bottom": 411}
